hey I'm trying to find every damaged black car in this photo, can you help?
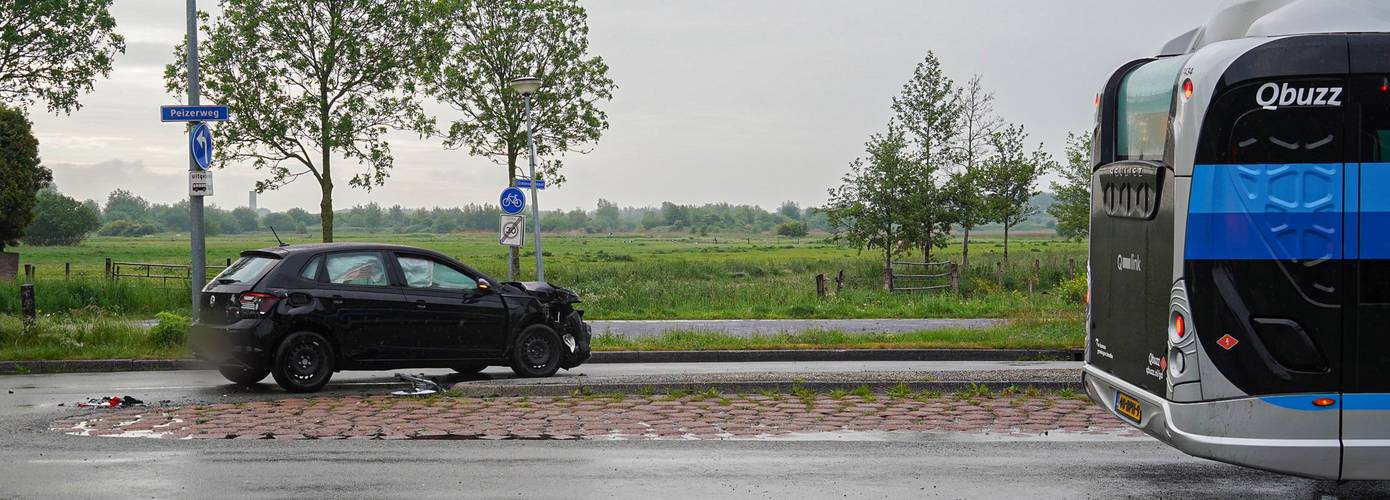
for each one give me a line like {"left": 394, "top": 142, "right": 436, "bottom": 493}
{"left": 190, "top": 243, "right": 592, "bottom": 392}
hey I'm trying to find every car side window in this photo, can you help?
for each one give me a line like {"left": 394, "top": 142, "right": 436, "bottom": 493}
{"left": 324, "top": 252, "right": 389, "bottom": 286}
{"left": 299, "top": 256, "right": 321, "bottom": 281}
{"left": 396, "top": 255, "right": 477, "bottom": 291}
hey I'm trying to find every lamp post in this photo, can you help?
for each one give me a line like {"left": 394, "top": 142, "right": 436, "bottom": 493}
{"left": 509, "top": 76, "right": 545, "bottom": 282}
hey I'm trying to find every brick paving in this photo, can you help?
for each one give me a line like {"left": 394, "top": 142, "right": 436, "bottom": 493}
{"left": 50, "top": 393, "right": 1137, "bottom": 440}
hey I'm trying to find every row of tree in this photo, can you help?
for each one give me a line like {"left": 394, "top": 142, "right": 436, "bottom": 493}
{"left": 824, "top": 52, "right": 1092, "bottom": 274}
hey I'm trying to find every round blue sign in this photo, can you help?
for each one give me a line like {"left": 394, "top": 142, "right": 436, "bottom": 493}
{"left": 500, "top": 186, "right": 526, "bottom": 215}
{"left": 190, "top": 123, "right": 213, "bottom": 171}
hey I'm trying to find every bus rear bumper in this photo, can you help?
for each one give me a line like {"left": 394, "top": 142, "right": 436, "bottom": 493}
{"left": 1082, "top": 365, "right": 1341, "bottom": 480}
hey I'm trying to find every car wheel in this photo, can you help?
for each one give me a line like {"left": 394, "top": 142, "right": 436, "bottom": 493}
{"left": 510, "top": 325, "right": 562, "bottom": 378}
{"left": 452, "top": 362, "right": 489, "bottom": 374}
{"left": 218, "top": 365, "right": 270, "bottom": 385}
{"left": 271, "top": 331, "right": 335, "bottom": 393}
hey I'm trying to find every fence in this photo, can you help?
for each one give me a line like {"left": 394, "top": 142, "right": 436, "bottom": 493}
{"left": 886, "top": 261, "right": 958, "bottom": 293}
{"left": 105, "top": 258, "right": 231, "bottom": 287}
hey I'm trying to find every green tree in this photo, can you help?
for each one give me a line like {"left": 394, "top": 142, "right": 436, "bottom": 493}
{"left": 0, "top": 1, "right": 125, "bottom": 114}
{"left": 262, "top": 212, "right": 293, "bottom": 232}
{"left": 102, "top": 189, "right": 149, "bottom": 223}
{"left": 0, "top": 105, "right": 50, "bottom": 252}
{"left": 946, "top": 74, "right": 1001, "bottom": 270}
{"left": 25, "top": 189, "right": 100, "bottom": 245}
{"left": 1048, "top": 132, "right": 1093, "bottom": 240}
{"left": 825, "top": 126, "right": 918, "bottom": 289}
{"left": 593, "top": 198, "right": 620, "bottom": 232}
{"left": 776, "top": 221, "right": 808, "bottom": 237}
{"left": 778, "top": 201, "right": 802, "bottom": 220}
{"left": 231, "top": 206, "right": 259, "bottom": 233}
{"left": 166, "top": 0, "right": 435, "bottom": 242}
{"left": 891, "top": 52, "right": 959, "bottom": 263}
{"left": 285, "top": 207, "right": 316, "bottom": 227}
{"left": 979, "top": 124, "right": 1052, "bottom": 266}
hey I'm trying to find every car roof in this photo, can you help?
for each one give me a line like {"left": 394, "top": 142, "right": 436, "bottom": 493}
{"left": 244, "top": 243, "right": 452, "bottom": 259}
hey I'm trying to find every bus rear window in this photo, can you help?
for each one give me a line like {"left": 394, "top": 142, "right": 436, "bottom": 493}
{"left": 1116, "top": 57, "right": 1184, "bottom": 161}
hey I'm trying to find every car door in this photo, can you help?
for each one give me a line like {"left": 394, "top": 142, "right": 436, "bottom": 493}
{"left": 315, "top": 251, "right": 410, "bottom": 361}
{"left": 394, "top": 253, "right": 509, "bottom": 359}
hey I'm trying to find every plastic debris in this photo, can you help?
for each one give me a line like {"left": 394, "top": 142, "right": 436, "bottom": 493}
{"left": 76, "top": 395, "right": 145, "bottom": 408}
{"left": 391, "top": 373, "right": 443, "bottom": 396}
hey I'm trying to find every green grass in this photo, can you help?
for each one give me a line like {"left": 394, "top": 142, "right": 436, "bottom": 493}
{"left": 590, "top": 317, "right": 1082, "bottom": 351}
{"left": 1, "top": 232, "right": 1087, "bottom": 320}
{"left": 0, "top": 311, "right": 187, "bottom": 361}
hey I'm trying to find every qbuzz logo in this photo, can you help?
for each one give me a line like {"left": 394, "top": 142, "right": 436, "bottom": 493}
{"left": 1256, "top": 82, "right": 1342, "bottom": 111}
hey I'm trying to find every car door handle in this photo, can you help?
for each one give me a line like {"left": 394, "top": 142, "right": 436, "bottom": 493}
{"left": 415, "top": 300, "right": 427, "bottom": 310}
{"left": 331, "top": 295, "right": 344, "bottom": 305}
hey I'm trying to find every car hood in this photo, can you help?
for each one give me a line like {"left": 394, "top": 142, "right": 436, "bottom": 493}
{"left": 504, "top": 281, "right": 581, "bottom": 304}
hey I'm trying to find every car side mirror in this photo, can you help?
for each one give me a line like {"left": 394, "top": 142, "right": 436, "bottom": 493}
{"left": 475, "top": 279, "right": 493, "bottom": 294}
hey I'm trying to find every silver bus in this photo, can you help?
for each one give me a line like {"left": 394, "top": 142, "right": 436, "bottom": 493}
{"left": 1083, "top": 0, "right": 1390, "bottom": 480}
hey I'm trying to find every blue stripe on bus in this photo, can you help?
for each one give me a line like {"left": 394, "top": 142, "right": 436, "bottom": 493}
{"left": 1260, "top": 394, "right": 1339, "bottom": 411}
{"left": 1186, "top": 164, "right": 1345, "bottom": 261}
{"left": 1343, "top": 394, "right": 1390, "bottom": 411}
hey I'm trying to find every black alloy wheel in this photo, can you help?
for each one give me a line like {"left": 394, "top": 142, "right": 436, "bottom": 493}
{"left": 271, "top": 331, "right": 335, "bottom": 393}
{"left": 510, "top": 325, "right": 562, "bottom": 378}
{"left": 218, "top": 365, "right": 271, "bottom": 385}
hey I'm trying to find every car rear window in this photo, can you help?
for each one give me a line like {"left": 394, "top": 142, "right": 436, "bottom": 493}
{"left": 215, "top": 256, "right": 278, "bottom": 284}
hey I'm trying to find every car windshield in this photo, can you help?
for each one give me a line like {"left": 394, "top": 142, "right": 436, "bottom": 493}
{"left": 215, "top": 256, "right": 277, "bottom": 284}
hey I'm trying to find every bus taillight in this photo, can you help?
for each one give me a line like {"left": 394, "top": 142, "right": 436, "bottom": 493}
{"left": 1174, "top": 314, "right": 1185, "bottom": 338}
{"left": 1182, "top": 79, "right": 1194, "bottom": 100}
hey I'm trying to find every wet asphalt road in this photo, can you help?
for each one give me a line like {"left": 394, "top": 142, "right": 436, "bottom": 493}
{"left": 3, "top": 366, "right": 1389, "bottom": 499}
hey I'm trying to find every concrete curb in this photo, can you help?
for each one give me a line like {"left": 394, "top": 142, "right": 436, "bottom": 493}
{"left": 0, "top": 348, "right": 1083, "bottom": 375}
{"left": 449, "top": 379, "right": 1083, "bottom": 398}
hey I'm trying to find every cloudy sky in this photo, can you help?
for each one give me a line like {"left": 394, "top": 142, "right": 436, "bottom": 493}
{"left": 29, "top": 0, "right": 1208, "bottom": 213}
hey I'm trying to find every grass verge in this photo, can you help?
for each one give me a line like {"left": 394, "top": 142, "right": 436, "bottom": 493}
{"left": 590, "top": 317, "right": 1082, "bottom": 351}
{"left": 0, "top": 311, "right": 188, "bottom": 361}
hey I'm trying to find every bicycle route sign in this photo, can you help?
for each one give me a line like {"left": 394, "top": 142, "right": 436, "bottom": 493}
{"left": 499, "top": 186, "right": 526, "bottom": 215}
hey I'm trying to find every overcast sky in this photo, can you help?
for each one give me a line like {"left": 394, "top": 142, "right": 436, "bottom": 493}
{"left": 28, "top": 0, "right": 1209, "bottom": 213}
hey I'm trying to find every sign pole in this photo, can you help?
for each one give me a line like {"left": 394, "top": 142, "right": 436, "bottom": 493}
{"left": 524, "top": 93, "right": 544, "bottom": 282}
{"left": 186, "top": 0, "right": 205, "bottom": 320}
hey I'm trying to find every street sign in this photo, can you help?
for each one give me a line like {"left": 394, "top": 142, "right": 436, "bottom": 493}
{"left": 500, "top": 186, "right": 526, "bottom": 215}
{"left": 500, "top": 215, "right": 524, "bottom": 247}
{"left": 190, "top": 123, "right": 213, "bottom": 170}
{"left": 189, "top": 170, "right": 213, "bottom": 197}
{"left": 161, "top": 105, "right": 229, "bottom": 122}
{"left": 516, "top": 178, "right": 546, "bottom": 190}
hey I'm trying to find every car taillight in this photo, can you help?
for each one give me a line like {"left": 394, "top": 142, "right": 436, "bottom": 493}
{"left": 238, "top": 292, "right": 279, "bottom": 315}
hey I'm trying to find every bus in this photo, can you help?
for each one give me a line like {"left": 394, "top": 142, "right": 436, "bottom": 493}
{"left": 1083, "top": 0, "right": 1390, "bottom": 480}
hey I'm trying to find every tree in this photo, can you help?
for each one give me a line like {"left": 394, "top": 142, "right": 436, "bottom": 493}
{"left": 776, "top": 221, "right": 808, "bottom": 237}
{"left": 979, "top": 124, "right": 1052, "bottom": 266}
{"left": 0, "top": 105, "right": 50, "bottom": 252}
{"left": 593, "top": 198, "right": 620, "bottom": 232}
{"left": 778, "top": 201, "right": 802, "bottom": 220}
{"left": 890, "top": 52, "right": 959, "bottom": 263}
{"left": 0, "top": 1, "right": 125, "bottom": 114}
{"left": 25, "top": 189, "right": 100, "bottom": 245}
{"left": 166, "top": 0, "right": 435, "bottom": 242}
{"left": 262, "top": 212, "right": 294, "bottom": 233}
{"left": 946, "top": 74, "right": 1001, "bottom": 270}
{"left": 286, "top": 208, "right": 316, "bottom": 227}
{"left": 824, "top": 126, "right": 918, "bottom": 288}
{"left": 231, "top": 207, "right": 259, "bottom": 233}
{"left": 1049, "top": 132, "right": 1094, "bottom": 241}
{"left": 102, "top": 189, "right": 149, "bottom": 222}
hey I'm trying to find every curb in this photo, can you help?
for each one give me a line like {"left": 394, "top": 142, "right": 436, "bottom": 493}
{"left": 589, "top": 349, "right": 1082, "bottom": 363}
{"left": 0, "top": 348, "right": 1083, "bottom": 375}
{"left": 449, "top": 379, "right": 1083, "bottom": 398}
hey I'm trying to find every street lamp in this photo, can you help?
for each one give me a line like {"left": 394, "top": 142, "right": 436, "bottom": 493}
{"left": 509, "top": 76, "right": 545, "bottom": 282}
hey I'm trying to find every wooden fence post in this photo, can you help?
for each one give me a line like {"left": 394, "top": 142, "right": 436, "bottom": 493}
{"left": 105, "top": 258, "right": 112, "bottom": 280}
{"left": 815, "top": 273, "right": 826, "bottom": 299}
{"left": 1032, "top": 259, "right": 1041, "bottom": 295}
{"left": 834, "top": 270, "right": 845, "bottom": 295}
{"left": 20, "top": 283, "right": 35, "bottom": 332}
{"left": 23, "top": 264, "right": 33, "bottom": 283}
{"left": 995, "top": 262, "right": 1004, "bottom": 288}
{"left": 884, "top": 265, "right": 894, "bottom": 291}
{"left": 1067, "top": 258, "right": 1076, "bottom": 278}
{"left": 949, "top": 263, "right": 960, "bottom": 294}
{"left": 64, "top": 263, "right": 70, "bottom": 280}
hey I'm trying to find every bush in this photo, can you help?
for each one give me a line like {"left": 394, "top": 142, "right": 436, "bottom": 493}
{"left": 148, "top": 311, "right": 188, "bottom": 348}
{"left": 98, "top": 219, "right": 160, "bottom": 237}
{"left": 23, "top": 190, "right": 101, "bottom": 246}
{"left": 1052, "top": 272, "right": 1087, "bottom": 303}
{"left": 776, "top": 221, "right": 808, "bottom": 237}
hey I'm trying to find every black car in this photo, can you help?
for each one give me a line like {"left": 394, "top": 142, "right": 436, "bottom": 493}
{"left": 190, "top": 243, "right": 592, "bottom": 392}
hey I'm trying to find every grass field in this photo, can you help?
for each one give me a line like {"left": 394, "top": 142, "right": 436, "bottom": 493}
{"left": 1, "top": 231, "right": 1086, "bottom": 321}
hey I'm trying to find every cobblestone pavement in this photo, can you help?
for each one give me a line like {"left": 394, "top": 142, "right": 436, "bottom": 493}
{"left": 52, "top": 392, "right": 1137, "bottom": 441}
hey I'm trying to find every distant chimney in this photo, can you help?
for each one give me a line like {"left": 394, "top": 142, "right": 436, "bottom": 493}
{"left": 249, "top": 190, "right": 257, "bottom": 211}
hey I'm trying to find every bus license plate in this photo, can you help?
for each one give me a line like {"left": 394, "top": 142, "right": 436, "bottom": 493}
{"left": 1115, "top": 391, "right": 1143, "bottom": 423}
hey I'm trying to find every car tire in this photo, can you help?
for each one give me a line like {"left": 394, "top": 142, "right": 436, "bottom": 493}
{"left": 452, "top": 362, "right": 489, "bottom": 374}
{"left": 218, "top": 365, "right": 270, "bottom": 385}
{"left": 271, "top": 331, "right": 335, "bottom": 393}
{"left": 509, "top": 324, "right": 563, "bottom": 378}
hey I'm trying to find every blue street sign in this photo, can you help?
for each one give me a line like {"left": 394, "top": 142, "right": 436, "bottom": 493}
{"left": 161, "top": 105, "right": 229, "bottom": 122}
{"left": 516, "top": 178, "right": 546, "bottom": 190}
{"left": 190, "top": 123, "right": 213, "bottom": 171}
{"left": 500, "top": 186, "right": 526, "bottom": 215}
